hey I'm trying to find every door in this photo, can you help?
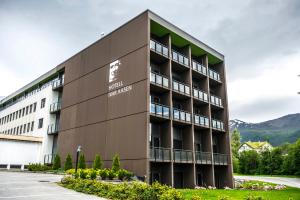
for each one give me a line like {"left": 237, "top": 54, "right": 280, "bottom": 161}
{"left": 151, "top": 171, "right": 161, "bottom": 184}
{"left": 174, "top": 171, "right": 184, "bottom": 188}
{"left": 197, "top": 172, "right": 203, "bottom": 186}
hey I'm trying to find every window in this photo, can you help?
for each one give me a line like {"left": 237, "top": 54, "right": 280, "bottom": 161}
{"left": 13, "top": 127, "right": 16, "bottom": 134}
{"left": 38, "top": 118, "right": 43, "bottom": 129}
{"left": 15, "top": 111, "right": 18, "bottom": 119}
{"left": 31, "top": 121, "right": 34, "bottom": 132}
{"left": 12, "top": 112, "right": 15, "bottom": 120}
{"left": 41, "top": 98, "right": 46, "bottom": 108}
{"left": 29, "top": 104, "right": 33, "bottom": 113}
{"left": 27, "top": 123, "right": 30, "bottom": 132}
{"left": 19, "top": 110, "right": 22, "bottom": 118}
{"left": 16, "top": 127, "right": 19, "bottom": 135}
{"left": 26, "top": 106, "right": 29, "bottom": 115}
{"left": 23, "top": 124, "right": 26, "bottom": 133}
{"left": 33, "top": 102, "right": 37, "bottom": 112}
{"left": 22, "top": 108, "right": 25, "bottom": 116}
{"left": 19, "top": 125, "right": 23, "bottom": 134}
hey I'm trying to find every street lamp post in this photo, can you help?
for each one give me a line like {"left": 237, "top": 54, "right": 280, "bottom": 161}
{"left": 75, "top": 145, "right": 82, "bottom": 175}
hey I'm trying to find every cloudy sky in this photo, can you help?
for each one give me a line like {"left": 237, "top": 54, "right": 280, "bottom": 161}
{"left": 0, "top": 0, "right": 299, "bottom": 122}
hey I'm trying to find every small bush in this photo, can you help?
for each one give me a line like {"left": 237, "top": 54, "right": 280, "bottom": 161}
{"left": 78, "top": 153, "right": 86, "bottom": 169}
{"left": 66, "top": 168, "right": 75, "bottom": 175}
{"left": 79, "top": 169, "right": 88, "bottom": 179}
{"left": 28, "top": 163, "right": 51, "bottom": 171}
{"left": 93, "top": 154, "right": 103, "bottom": 170}
{"left": 64, "top": 154, "right": 73, "bottom": 170}
{"left": 53, "top": 154, "right": 61, "bottom": 170}
{"left": 117, "top": 169, "right": 133, "bottom": 180}
{"left": 108, "top": 169, "right": 116, "bottom": 180}
{"left": 112, "top": 154, "right": 120, "bottom": 172}
{"left": 89, "top": 169, "right": 97, "bottom": 180}
{"left": 99, "top": 169, "right": 109, "bottom": 179}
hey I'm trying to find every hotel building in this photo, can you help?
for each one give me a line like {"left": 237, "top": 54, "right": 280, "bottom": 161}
{"left": 0, "top": 10, "right": 233, "bottom": 188}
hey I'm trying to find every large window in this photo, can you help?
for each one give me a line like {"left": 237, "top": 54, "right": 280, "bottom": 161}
{"left": 38, "top": 118, "right": 43, "bottom": 129}
{"left": 33, "top": 102, "right": 37, "bottom": 112}
{"left": 31, "top": 121, "right": 34, "bottom": 132}
{"left": 41, "top": 98, "right": 46, "bottom": 108}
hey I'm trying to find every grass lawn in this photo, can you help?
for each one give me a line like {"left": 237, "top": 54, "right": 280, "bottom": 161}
{"left": 179, "top": 187, "right": 300, "bottom": 200}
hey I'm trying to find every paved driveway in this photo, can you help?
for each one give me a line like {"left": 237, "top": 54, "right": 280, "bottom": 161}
{"left": 0, "top": 171, "right": 105, "bottom": 200}
{"left": 235, "top": 175, "right": 300, "bottom": 188}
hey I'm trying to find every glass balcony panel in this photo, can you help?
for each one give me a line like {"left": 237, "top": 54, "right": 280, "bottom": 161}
{"left": 163, "top": 77, "right": 169, "bottom": 88}
{"left": 156, "top": 105, "right": 162, "bottom": 115}
{"left": 156, "top": 75, "right": 162, "bottom": 85}
{"left": 173, "top": 81, "right": 179, "bottom": 91}
{"left": 180, "top": 111, "right": 186, "bottom": 121}
{"left": 179, "top": 84, "right": 184, "bottom": 93}
{"left": 178, "top": 55, "right": 184, "bottom": 64}
{"left": 185, "top": 85, "right": 190, "bottom": 95}
{"left": 203, "top": 93, "right": 208, "bottom": 101}
{"left": 172, "top": 51, "right": 178, "bottom": 61}
{"left": 150, "top": 103, "right": 155, "bottom": 114}
{"left": 163, "top": 107, "right": 169, "bottom": 117}
{"left": 150, "top": 72, "right": 155, "bottom": 83}
{"left": 202, "top": 66, "right": 207, "bottom": 75}
{"left": 192, "top": 61, "right": 197, "bottom": 70}
{"left": 162, "top": 46, "right": 168, "bottom": 56}
{"left": 150, "top": 40, "right": 155, "bottom": 50}
{"left": 184, "top": 57, "right": 189, "bottom": 66}
{"left": 221, "top": 122, "right": 224, "bottom": 130}
{"left": 193, "top": 89, "right": 198, "bottom": 98}
{"left": 195, "top": 115, "right": 199, "bottom": 124}
{"left": 199, "top": 91, "right": 203, "bottom": 100}
{"left": 200, "top": 117, "right": 205, "bottom": 125}
{"left": 173, "top": 110, "right": 180, "bottom": 120}
{"left": 156, "top": 43, "right": 162, "bottom": 54}
{"left": 186, "top": 113, "right": 191, "bottom": 122}
{"left": 205, "top": 118, "right": 209, "bottom": 126}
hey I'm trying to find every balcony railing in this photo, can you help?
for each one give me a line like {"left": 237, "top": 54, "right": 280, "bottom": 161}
{"left": 173, "top": 149, "right": 193, "bottom": 162}
{"left": 194, "top": 114, "right": 209, "bottom": 127}
{"left": 172, "top": 80, "right": 190, "bottom": 95}
{"left": 50, "top": 101, "right": 61, "bottom": 113}
{"left": 150, "top": 147, "right": 172, "bottom": 162}
{"left": 213, "top": 153, "right": 228, "bottom": 165}
{"left": 150, "top": 103, "right": 170, "bottom": 118}
{"left": 193, "top": 88, "right": 208, "bottom": 102}
{"left": 52, "top": 77, "right": 64, "bottom": 90}
{"left": 150, "top": 71, "right": 169, "bottom": 88}
{"left": 208, "top": 69, "right": 221, "bottom": 82}
{"left": 172, "top": 50, "right": 189, "bottom": 66}
{"left": 195, "top": 151, "right": 212, "bottom": 164}
{"left": 210, "top": 95, "right": 223, "bottom": 107}
{"left": 211, "top": 119, "right": 225, "bottom": 131}
{"left": 192, "top": 60, "right": 207, "bottom": 76}
{"left": 150, "top": 40, "right": 169, "bottom": 57}
{"left": 47, "top": 123, "right": 59, "bottom": 135}
{"left": 173, "top": 108, "right": 191, "bottom": 123}
{"left": 44, "top": 154, "right": 56, "bottom": 164}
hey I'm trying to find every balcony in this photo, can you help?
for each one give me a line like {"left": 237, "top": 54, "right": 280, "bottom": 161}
{"left": 172, "top": 80, "right": 190, "bottom": 96}
{"left": 173, "top": 149, "right": 193, "bottom": 163}
{"left": 150, "top": 102, "right": 170, "bottom": 119}
{"left": 172, "top": 50, "right": 189, "bottom": 67}
{"left": 211, "top": 119, "right": 225, "bottom": 131}
{"left": 195, "top": 151, "right": 212, "bottom": 164}
{"left": 210, "top": 95, "right": 223, "bottom": 108}
{"left": 194, "top": 114, "right": 209, "bottom": 128}
{"left": 150, "top": 39, "right": 169, "bottom": 57}
{"left": 173, "top": 108, "right": 191, "bottom": 123}
{"left": 193, "top": 88, "right": 208, "bottom": 103}
{"left": 213, "top": 153, "right": 228, "bottom": 165}
{"left": 52, "top": 77, "right": 64, "bottom": 91}
{"left": 47, "top": 123, "right": 59, "bottom": 135}
{"left": 150, "top": 71, "right": 169, "bottom": 89}
{"left": 192, "top": 60, "right": 207, "bottom": 76}
{"left": 208, "top": 69, "right": 221, "bottom": 83}
{"left": 50, "top": 101, "right": 61, "bottom": 114}
{"left": 150, "top": 147, "right": 172, "bottom": 162}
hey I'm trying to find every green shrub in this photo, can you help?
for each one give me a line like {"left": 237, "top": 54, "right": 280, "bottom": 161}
{"left": 79, "top": 169, "right": 88, "bottom": 179}
{"left": 191, "top": 196, "right": 204, "bottom": 200}
{"left": 112, "top": 154, "right": 120, "bottom": 172}
{"left": 99, "top": 169, "right": 109, "bottom": 179}
{"left": 28, "top": 163, "right": 51, "bottom": 171}
{"left": 93, "top": 154, "right": 102, "bottom": 170}
{"left": 108, "top": 169, "right": 116, "bottom": 180}
{"left": 117, "top": 169, "right": 133, "bottom": 180}
{"left": 78, "top": 153, "right": 86, "bottom": 169}
{"left": 245, "top": 194, "right": 266, "bottom": 200}
{"left": 218, "top": 195, "right": 230, "bottom": 200}
{"left": 64, "top": 154, "right": 73, "bottom": 170}
{"left": 66, "top": 168, "right": 75, "bottom": 175}
{"left": 53, "top": 154, "right": 61, "bottom": 170}
{"left": 89, "top": 169, "right": 97, "bottom": 180}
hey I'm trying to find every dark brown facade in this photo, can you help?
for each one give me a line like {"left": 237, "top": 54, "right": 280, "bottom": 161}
{"left": 57, "top": 10, "right": 233, "bottom": 188}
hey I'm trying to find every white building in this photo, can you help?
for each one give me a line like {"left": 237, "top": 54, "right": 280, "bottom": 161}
{"left": 0, "top": 68, "right": 64, "bottom": 169}
{"left": 238, "top": 141, "right": 273, "bottom": 154}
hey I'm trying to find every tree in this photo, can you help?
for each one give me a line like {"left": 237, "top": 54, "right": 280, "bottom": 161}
{"left": 93, "top": 154, "right": 103, "bottom": 170}
{"left": 231, "top": 128, "right": 241, "bottom": 158}
{"left": 112, "top": 154, "right": 120, "bottom": 172}
{"left": 239, "top": 150, "right": 260, "bottom": 174}
{"left": 78, "top": 153, "right": 86, "bottom": 169}
{"left": 232, "top": 156, "right": 239, "bottom": 173}
{"left": 259, "top": 150, "right": 271, "bottom": 175}
{"left": 53, "top": 154, "right": 61, "bottom": 170}
{"left": 270, "top": 147, "right": 283, "bottom": 175}
{"left": 64, "top": 154, "right": 73, "bottom": 170}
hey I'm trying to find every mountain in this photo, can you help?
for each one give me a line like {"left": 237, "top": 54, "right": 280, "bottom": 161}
{"left": 230, "top": 113, "right": 300, "bottom": 146}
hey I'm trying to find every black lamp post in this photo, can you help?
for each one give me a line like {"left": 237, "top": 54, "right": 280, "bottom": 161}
{"left": 75, "top": 145, "right": 81, "bottom": 175}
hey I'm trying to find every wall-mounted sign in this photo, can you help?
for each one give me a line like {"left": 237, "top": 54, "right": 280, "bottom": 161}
{"left": 108, "top": 60, "right": 133, "bottom": 97}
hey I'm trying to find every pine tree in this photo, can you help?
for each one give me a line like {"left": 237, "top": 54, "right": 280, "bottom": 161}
{"left": 93, "top": 154, "right": 103, "bottom": 170}
{"left": 64, "top": 154, "right": 73, "bottom": 170}
{"left": 78, "top": 153, "right": 86, "bottom": 169}
{"left": 112, "top": 154, "right": 120, "bottom": 172}
{"left": 231, "top": 128, "right": 241, "bottom": 157}
{"left": 53, "top": 154, "right": 61, "bottom": 170}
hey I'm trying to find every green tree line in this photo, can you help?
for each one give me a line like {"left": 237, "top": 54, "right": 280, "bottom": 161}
{"left": 231, "top": 129, "right": 300, "bottom": 175}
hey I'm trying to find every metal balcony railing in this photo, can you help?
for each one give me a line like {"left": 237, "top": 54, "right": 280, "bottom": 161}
{"left": 172, "top": 50, "right": 189, "bottom": 66}
{"left": 213, "top": 153, "right": 228, "bottom": 165}
{"left": 44, "top": 154, "right": 56, "bottom": 164}
{"left": 208, "top": 69, "right": 221, "bottom": 82}
{"left": 52, "top": 77, "right": 64, "bottom": 90}
{"left": 150, "top": 39, "right": 169, "bottom": 57}
{"left": 172, "top": 80, "right": 190, "bottom": 95}
{"left": 192, "top": 60, "right": 207, "bottom": 76}
{"left": 210, "top": 95, "right": 223, "bottom": 107}
{"left": 194, "top": 114, "right": 210, "bottom": 127}
{"left": 150, "top": 147, "right": 172, "bottom": 162}
{"left": 50, "top": 101, "right": 61, "bottom": 113}
{"left": 173, "top": 149, "right": 193, "bottom": 162}
{"left": 211, "top": 119, "right": 225, "bottom": 131}
{"left": 150, "top": 71, "right": 169, "bottom": 88}
{"left": 195, "top": 151, "right": 212, "bottom": 164}
{"left": 193, "top": 88, "right": 208, "bottom": 102}
{"left": 150, "top": 103, "right": 170, "bottom": 118}
{"left": 173, "top": 108, "right": 191, "bottom": 123}
{"left": 47, "top": 123, "right": 59, "bottom": 135}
